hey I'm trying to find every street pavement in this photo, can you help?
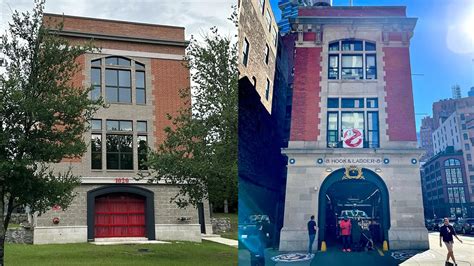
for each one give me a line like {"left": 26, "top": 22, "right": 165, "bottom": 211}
{"left": 202, "top": 234, "right": 238, "bottom": 248}
{"left": 238, "top": 233, "right": 474, "bottom": 265}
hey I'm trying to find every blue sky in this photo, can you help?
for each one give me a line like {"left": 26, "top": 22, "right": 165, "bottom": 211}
{"left": 270, "top": 0, "right": 474, "bottom": 130}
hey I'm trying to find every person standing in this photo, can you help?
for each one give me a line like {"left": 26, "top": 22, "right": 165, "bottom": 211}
{"left": 439, "top": 217, "right": 463, "bottom": 266}
{"left": 339, "top": 216, "right": 352, "bottom": 252}
{"left": 307, "top": 215, "right": 317, "bottom": 254}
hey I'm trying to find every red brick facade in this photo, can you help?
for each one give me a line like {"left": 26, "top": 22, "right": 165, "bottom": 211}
{"left": 383, "top": 47, "right": 417, "bottom": 141}
{"left": 290, "top": 47, "right": 322, "bottom": 141}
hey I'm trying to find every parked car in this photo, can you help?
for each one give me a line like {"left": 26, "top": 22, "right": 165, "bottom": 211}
{"left": 425, "top": 219, "right": 434, "bottom": 230}
{"left": 454, "top": 218, "right": 474, "bottom": 235}
{"left": 239, "top": 214, "right": 272, "bottom": 249}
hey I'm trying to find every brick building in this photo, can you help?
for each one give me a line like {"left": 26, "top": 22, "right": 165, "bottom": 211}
{"left": 421, "top": 148, "right": 471, "bottom": 218}
{"left": 33, "top": 14, "right": 212, "bottom": 244}
{"left": 279, "top": 3, "right": 429, "bottom": 251}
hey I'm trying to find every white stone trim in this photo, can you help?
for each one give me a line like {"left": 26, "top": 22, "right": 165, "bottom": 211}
{"left": 99, "top": 48, "right": 184, "bottom": 61}
{"left": 81, "top": 176, "right": 167, "bottom": 184}
{"left": 33, "top": 226, "right": 87, "bottom": 244}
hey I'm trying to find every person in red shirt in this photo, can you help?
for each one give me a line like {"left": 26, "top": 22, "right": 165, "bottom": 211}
{"left": 339, "top": 216, "right": 352, "bottom": 252}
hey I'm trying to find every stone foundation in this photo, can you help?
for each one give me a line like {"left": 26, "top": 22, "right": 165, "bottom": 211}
{"left": 211, "top": 217, "right": 231, "bottom": 234}
{"left": 6, "top": 227, "right": 34, "bottom": 244}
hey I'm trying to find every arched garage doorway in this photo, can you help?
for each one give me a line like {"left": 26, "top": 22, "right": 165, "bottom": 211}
{"left": 87, "top": 185, "right": 156, "bottom": 240}
{"left": 318, "top": 168, "right": 390, "bottom": 249}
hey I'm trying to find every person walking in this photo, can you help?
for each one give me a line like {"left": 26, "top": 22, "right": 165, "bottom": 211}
{"left": 339, "top": 216, "right": 352, "bottom": 252}
{"left": 307, "top": 215, "right": 317, "bottom": 254}
{"left": 439, "top": 217, "right": 463, "bottom": 266}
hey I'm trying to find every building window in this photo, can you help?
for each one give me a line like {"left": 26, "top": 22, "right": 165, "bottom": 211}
{"left": 91, "top": 56, "right": 145, "bottom": 105}
{"left": 264, "top": 44, "right": 269, "bottom": 65}
{"left": 461, "top": 114, "right": 465, "bottom": 120}
{"left": 466, "top": 144, "right": 470, "bottom": 150}
{"left": 328, "top": 40, "right": 377, "bottom": 80}
{"left": 91, "top": 119, "right": 102, "bottom": 131}
{"left": 341, "top": 55, "right": 363, "bottom": 80}
{"left": 328, "top": 98, "right": 339, "bottom": 108}
{"left": 328, "top": 55, "right": 339, "bottom": 79}
{"left": 464, "top": 133, "right": 468, "bottom": 140}
{"left": 265, "top": 79, "right": 270, "bottom": 100}
{"left": 91, "top": 134, "right": 102, "bottom": 169}
{"left": 258, "top": 0, "right": 265, "bottom": 14}
{"left": 327, "top": 112, "right": 338, "bottom": 148}
{"left": 242, "top": 38, "right": 249, "bottom": 67}
{"left": 91, "top": 64, "right": 101, "bottom": 100}
{"left": 467, "top": 154, "right": 472, "bottom": 161}
{"left": 366, "top": 98, "right": 378, "bottom": 108}
{"left": 106, "top": 134, "right": 133, "bottom": 170}
{"left": 265, "top": 10, "right": 272, "bottom": 32}
{"left": 136, "top": 71, "right": 146, "bottom": 104}
{"left": 138, "top": 135, "right": 148, "bottom": 170}
{"left": 444, "top": 158, "right": 461, "bottom": 166}
{"left": 137, "top": 121, "right": 147, "bottom": 133}
{"left": 326, "top": 97, "right": 379, "bottom": 148}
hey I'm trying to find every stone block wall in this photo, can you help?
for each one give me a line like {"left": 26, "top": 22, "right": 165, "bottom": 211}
{"left": 6, "top": 227, "right": 34, "bottom": 244}
{"left": 211, "top": 217, "right": 231, "bottom": 234}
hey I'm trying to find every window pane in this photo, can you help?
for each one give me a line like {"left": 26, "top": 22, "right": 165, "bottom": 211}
{"left": 91, "top": 152, "right": 102, "bottom": 170}
{"left": 106, "top": 153, "right": 119, "bottom": 169}
{"left": 342, "top": 40, "right": 363, "bottom": 51}
{"left": 119, "top": 121, "right": 133, "bottom": 131}
{"left": 106, "top": 120, "right": 119, "bottom": 131}
{"left": 368, "top": 112, "right": 379, "bottom": 130}
{"left": 105, "top": 69, "right": 118, "bottom": 86}
{"left": 91, "top": 119, "right": 102, "bottom": 130}
{"left": 118, "top": 58, "right": 131, "bottom": 66}
{"left": 366, "top": 55, "right": 377, "bottom": 79}
{"left": 105, "top": 57, "right": 118, "bottom": 66}
{"left": 121, "top": 153, "right": 133, "bottom": 170}
{"left": 367, "top": 98, "right": 378, "bottom": 108}
{"left": 135, "top": 62, "right": 145, "bottom": 70}
{"left": 342, "top": 55, "right": 363, "bottom": 67}
{"left": 119, "top": 135, "right": 133, "bottom": 152}
{"left": 118, "top": 70, "right": 131, "bottom": 87}
{"left": 106, "top": 134, "right": 119, "bottom": 152}
{"left": 365, "top": 42, "right": 376, "bottom": 51}
{"left": 328, "top": 55, "right": 339, "bottom": 79}
{"left": 118, "top": 88, "right": 131, "bottom": 103}
{"left": 329, "top": 42, "right": 339, "bottom": 51}
{"left": 328, "top": 113, "right": 338, "bottom": 130}
{"left": 92, "top": 86, "right": 101, "bottom": 101}
{"left": 341, "top": 112, "right": 364, "bottom": 130}
{"left": 136, "top": 71, "right": 145, "bottom": 88}
{"left": 91, "top": 59, "right": 101, "bottom": 66}
{"left": 91, "top": 134, "right": 102, "bottom": 152}
{"left": 328, "top": 98, "right": 339, "bottom": 108}
{"left": 91, "top": 68, "right": 101, "bottom": 85}
{"left": 136, "top": 88, "right": 146, "bottom": 104}
{"left": 341, "top": 98, "right": 364, "bottom": 108}
{"left": 137, "top": 121, "right": 147, "bottom": 132}
{"left": 106, "top": 87, "right": 118, "bottom": 103}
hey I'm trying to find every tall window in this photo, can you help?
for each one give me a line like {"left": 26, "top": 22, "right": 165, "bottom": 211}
{"left": 444, "top": 158, "right": 463, "bottom": 184}
{"left": 265, "top": 79, "right": 270, "bottom": 100}
{"left": 91, "top": 119, "right": 102, "bottom": 170}
{"left": 106, "top": 120, "right": 133, "bottom": 170}
{"left": 91, "top": 56, "right": 146, "bottom": 104}
{"left": 137, "top": 121, "right": 148, "bottom": 170}
{"left": 242, "top": 38, "right": 250, "bottom": 67}
{"left": 264, "top": 44, "right": 269, "bottom": 65}
{"left": 328, "top": 40, "right": 377, "bottom": 80}
{"left": 265, "top": 10, "right": 272, "bottom": 32}
{"left": 326, "top": 97, "right": 379, "bottom": 148}
{"left": 258, "top": 0, "right": 265, "bottom": 14}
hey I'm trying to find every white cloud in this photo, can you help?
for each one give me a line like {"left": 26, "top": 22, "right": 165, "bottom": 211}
{"left": 0, "top": 0, "right": 236, "bottom": 40}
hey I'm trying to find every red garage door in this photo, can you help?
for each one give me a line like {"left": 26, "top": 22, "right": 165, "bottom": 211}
{"left": 94, "top": 193, "right": 146, "bottom": 238}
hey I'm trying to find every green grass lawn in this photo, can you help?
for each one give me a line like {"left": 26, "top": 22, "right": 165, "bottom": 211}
{"left": 213, "top": 212, "right": 238, "bottom": 240}
{"left": 5, "top": 240, "right": 237, "bottom": 266}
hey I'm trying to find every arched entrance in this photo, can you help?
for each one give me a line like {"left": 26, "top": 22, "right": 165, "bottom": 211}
{"left": 87, "top": 185, "right": 156, "bottom": 240}
{"left": 318, "top": 168, "right": 390, "bottom": 249}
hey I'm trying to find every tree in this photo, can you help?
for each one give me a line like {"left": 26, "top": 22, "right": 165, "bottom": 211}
{"left": 0, "top": 1, "right": 101, "bottom": 264}
{"left": 146, "top": 20, "right": 238, "bottom": 211}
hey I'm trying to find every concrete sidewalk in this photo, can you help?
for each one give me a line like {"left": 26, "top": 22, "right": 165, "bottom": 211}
{"left": 202, "top": 234, "right": 238, "bottom": 248}
{"left": 401, "top": 233, "right": 474, "bottom": 265}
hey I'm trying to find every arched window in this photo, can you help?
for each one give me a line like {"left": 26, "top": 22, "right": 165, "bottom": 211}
{"left": 328, "top": 40, "right": 376, "bottom": 80}
{"left": 444, "top": 158, "right": 461, "bottom": 167}
{"left": 90, "top": 56, "right": 146, "bottom": 104}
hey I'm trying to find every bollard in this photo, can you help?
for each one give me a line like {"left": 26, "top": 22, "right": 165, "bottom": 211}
{"left": 321, "top": 241, "right": 327, "bottom": 252}
{"left": 383, "top": 240, "right": 389, "bottom": 251}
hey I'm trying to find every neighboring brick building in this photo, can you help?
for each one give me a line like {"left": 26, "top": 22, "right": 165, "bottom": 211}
{"left": 279, "top": 3, "right": 429, "bottom": 251}
{"left": 421, "top": 148, "right": 472, "bottom": 218}
{"left": 420, "top": 116, "right": 435, "bottom": 161}
{"left": 238, "top": 0, "right": 279, "bottom": 113}
{"left": 34, "top": 14, "right": 212, "bottom": 244}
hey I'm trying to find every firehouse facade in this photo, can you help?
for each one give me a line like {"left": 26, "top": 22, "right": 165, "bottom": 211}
{"left": 33, "top": 14, "right": 212, "bottom": 244}
{"left": 280, "top": 4, "right": 429, "bottom": 251}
